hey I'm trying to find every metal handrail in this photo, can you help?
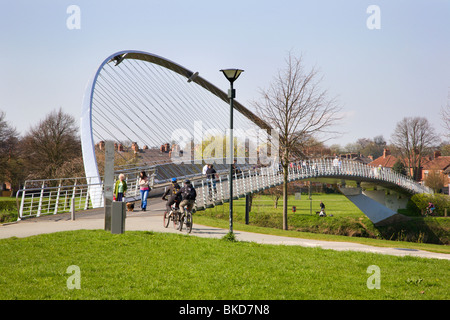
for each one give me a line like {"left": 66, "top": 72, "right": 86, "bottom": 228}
{"left": 15, "top": 158, "right": 432, "bottom": 220}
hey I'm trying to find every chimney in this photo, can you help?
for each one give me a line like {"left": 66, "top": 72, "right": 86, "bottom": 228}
{"left": 383, "top": 148, "right": 390, "bottom": 158}
{"left": 434, "top": 150, "right": 441, "bottom": 159}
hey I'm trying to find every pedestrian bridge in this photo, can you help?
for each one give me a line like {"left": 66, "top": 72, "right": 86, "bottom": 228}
{"left": 17, "top": 157, "right": 432, "bottom": 226}
{"left": 15, "top": 50, "right": 433, "bottom": 226}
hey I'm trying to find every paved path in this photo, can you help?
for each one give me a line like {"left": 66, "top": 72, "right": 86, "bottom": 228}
{"left": 1, "top": 199, "right": 449, "bottom": 260}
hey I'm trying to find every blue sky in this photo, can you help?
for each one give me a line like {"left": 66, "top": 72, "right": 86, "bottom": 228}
{"left": 1, "top": 0, "right": 449, "bottom": 147}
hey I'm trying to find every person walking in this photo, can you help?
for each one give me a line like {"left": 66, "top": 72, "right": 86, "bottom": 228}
{"left": 320, "top": 201, "right": 325, "bottom": 212}
{"left": 139, "top": 171, "right": 151, "bottom": 211}
{"left": 206, "top": 164, "right": 217, "bottom": 195}
{"left": 202, "top": 163, "right": 209, "bottom": 176}
{"left": 114, "top": 174, "right": 127, "bottom": 202}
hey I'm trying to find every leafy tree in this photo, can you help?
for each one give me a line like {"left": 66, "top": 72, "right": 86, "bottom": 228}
{"left": 392, "top": 159, "right": 407, "bottom": 175}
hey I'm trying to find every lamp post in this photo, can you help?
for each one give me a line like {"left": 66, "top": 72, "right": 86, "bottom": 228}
{"left": 220, "top": 68, "right": 244, "bottom": 234}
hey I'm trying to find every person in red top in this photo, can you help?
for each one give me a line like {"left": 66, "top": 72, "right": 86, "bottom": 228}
{"left": 139, "top": 171, "right": 151, "bottom": 211}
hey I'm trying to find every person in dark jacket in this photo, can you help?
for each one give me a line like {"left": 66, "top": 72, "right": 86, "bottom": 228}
{"left": 162, "top": 178, "right": 181, "bottom": 214}
{"left": 206, "top": 164, "right": 217, "bottom": 195}
{"left": 176, "top": 179, "right": 197, "bottom": 214}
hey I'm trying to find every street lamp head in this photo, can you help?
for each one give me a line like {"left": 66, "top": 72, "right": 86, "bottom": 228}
{"left": 220, "top": 69, "right": 244, "bottom": 83}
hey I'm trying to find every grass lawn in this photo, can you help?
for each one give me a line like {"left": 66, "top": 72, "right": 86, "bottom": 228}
{"left": 0, "top": 230, "right": 448, "bottom": 300}
{"left": 196, "top": 194, "right": 450, "bottom": 250}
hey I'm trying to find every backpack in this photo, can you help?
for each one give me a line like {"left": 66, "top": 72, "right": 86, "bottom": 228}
{"left": 182, "top": 185, "right": 197, "bottom": 200}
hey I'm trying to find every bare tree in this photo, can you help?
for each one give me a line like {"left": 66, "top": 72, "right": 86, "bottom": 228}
{"left": 0, "top": 110, "right": 24, "bottom": 193}
{"left": 20, "top": 108, "right": 82, "bottom": 179}
{"left": 253, "top": 52, "right": 342, "bottom": 230}
{"left": 440, "top": 104, "right": 450, "bottom": 137}
{"left": 390, "top": 117, "right": 439, "bottom": 180}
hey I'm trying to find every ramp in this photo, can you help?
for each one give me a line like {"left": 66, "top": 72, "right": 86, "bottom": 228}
{"left": 338, "top": 187, "right": 410, "bottom": 226}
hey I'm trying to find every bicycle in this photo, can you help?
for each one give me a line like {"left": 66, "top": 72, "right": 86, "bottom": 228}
{"left": 163, "top": 201, "right": 181, "bottom": 229}
{"left": 178, "top": 205, "right": 193, "bottom": 234}
{"left": 425, "top": 207, "right": 436, "bottom": 217}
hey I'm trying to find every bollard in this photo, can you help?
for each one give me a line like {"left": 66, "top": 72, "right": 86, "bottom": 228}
{"left": 70, "top": 197, "right": 75, "bottom": 220}
{"left": 111, "top": 201, "right": 126, "bottom": 234}
{"left": 245, "top": 194, "right": 250, "bottom": 225}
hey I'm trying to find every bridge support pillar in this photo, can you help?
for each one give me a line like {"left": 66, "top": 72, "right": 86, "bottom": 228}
{"left": 338, "top": 186, "right": 410, "bottom": 226}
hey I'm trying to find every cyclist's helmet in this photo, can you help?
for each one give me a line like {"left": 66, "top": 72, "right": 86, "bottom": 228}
{"left": 171, "top": 178, "right": 177, "bottom": 182}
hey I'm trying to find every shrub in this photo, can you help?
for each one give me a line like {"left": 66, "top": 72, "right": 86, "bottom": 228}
{"left": 0, "top": 199, "right": 18, "bottom": 223}
{"left": 410, "top": 193, "right": 450, "bottom": 216}
{"left": 0, "top": 200, "right": 17, "bottom": 212}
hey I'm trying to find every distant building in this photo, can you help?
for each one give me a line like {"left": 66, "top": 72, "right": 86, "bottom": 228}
{"left": 338, "top": 153, "right": 373, "bottom": 165}
{"left": 367, "top": 148, "right": 398, "bottom": 168}
{"left": 421, "top": 151, "right": 450, "bottom": 193}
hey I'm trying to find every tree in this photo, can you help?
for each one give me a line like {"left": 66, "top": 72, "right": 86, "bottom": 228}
{"left": 0, "top": 111, "right": 27, "bottom": 194}
{"left": 424, "top": 169, "right": 445, "bottom": 193}
{"left": 390, "top": 117, "right": 439, "bottom": 180}
{"left": 440, "top": 101, "right": 450, "bottom": 138}
{"left": 392, "top": 159, "right": 406, "bottom": 176}
{"left": 21, "top": 108, "right": 83, "bottom": 180}
{"left": 253, "top": 52, "right": 342, "bottom": 230}
{"left": 353, "top": 135, "right": 386, "bottom": 158}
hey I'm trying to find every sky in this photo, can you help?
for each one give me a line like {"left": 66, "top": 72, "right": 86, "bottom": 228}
{"left": 1, "top": 0, "right": 449, "bottom": 148}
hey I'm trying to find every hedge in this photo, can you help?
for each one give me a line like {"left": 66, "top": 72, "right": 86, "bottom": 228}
{"left": 410, "top": 193, "right": 450, "bottom": 216}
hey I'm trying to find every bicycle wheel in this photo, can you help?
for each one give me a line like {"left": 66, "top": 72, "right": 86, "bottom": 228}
{"left": 185, "top": 212, "right": 192, "bottom": 234}
{"left": 173, "top": 212, "right": 180, "bottom": 229}
{"left": 178, "top": 213, "right": 185, "bottom": 232}
{"left": 163, "top": 211, "right": 170, "bottom": 228}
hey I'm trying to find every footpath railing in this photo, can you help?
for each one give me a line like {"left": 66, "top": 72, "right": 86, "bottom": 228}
{"left": 16, "top": 158, "right": 432, "bottom": 220}
{"left": 16, "top": 167, "right": 155, "bottom": 220}
{"left": 192, "top": 158, "right": 433, "bottom": 210}
{"left": 14, "top": 157, "right": 253, "bottom": 220}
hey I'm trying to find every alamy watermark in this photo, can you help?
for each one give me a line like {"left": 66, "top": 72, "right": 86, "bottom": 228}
{"left": 366, "top": 265, "right": 381, "bottom": 289}
{"left": 169, "top": 121, "right": 280, "bottom": 165}
{"left": 66, "top": 265, "right": 81, "bottom": 289}
{"left": 66, "top": 5, "right": 81, "bottom": 30}
{"left": 366, "top": 5, "right": 381, "bottom": 30}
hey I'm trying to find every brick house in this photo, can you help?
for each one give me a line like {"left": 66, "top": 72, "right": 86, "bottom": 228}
{"left": 367, "top": 148, "right": 398, "bottom": 168}
{"left": 421, "top": 151, "right": 450, "bottom": 192}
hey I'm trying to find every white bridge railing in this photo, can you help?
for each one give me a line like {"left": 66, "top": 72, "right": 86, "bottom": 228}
{"left": 16, "top": 158, "right": 432, "bottom": 220}
{"left": 16, "top": 167, "right": 155, "bottom": 220}
{"left": 192, "top": 158, "right": 433, "bottom": 210}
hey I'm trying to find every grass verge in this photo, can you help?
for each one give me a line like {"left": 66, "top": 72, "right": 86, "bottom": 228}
{"left": 0, "top": 230, "right": 448, "bottom": 300}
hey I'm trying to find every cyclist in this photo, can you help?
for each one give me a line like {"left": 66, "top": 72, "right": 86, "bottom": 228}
{"left": 161, "top": 178, "right": 181, "bottom": 215}
{"left": 176, "top": 179, "right": 197, "bottom": 215}
{"left": 427, "top": 202, "right": 435, "bottom": 215}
